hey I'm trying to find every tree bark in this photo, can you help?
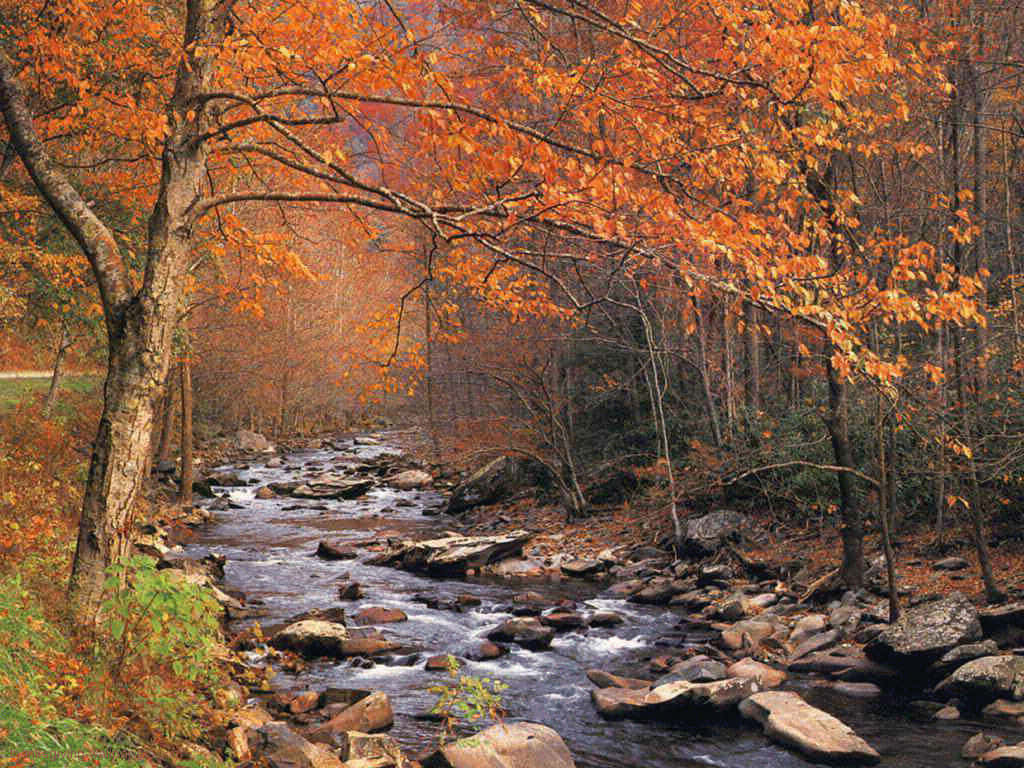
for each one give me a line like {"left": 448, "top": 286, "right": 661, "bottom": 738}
{"left": 0, "top": 0, "right": 231, "bottom": 622}
{"left": 744, "top": 302, "right": 761, "bottom": 412}
{"left": 179, "top": 359, "right": 194, "bottom": 505}
{"left": 824, "top": 353, "right": 864, "bottom": 589}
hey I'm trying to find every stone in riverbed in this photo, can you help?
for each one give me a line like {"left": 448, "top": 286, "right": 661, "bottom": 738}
{"left": 585, "top": 669, "right": 652, "bottom": 690}
{"left": 308, "top": 692, "right": 394, "bottom": 741}
{"left": 540, "top": 611, "right": 587, "bottom": 630}
{"left": 656, "top": 656, "right": 727, "bottom": 685}
{"left": 466, "top": 641, "right": 507, "bottom": 661}
{"left": 389, "top": 469, "right": 433, "bottom": 490}
{"left": 965, "top": 734, "right": 1006, "bottom": 760}
{"left": 317, "top": 540, "right": 359, "bottom": 560}
{"left": 738, "top": 691, "right": 880, "bottom": 765}
{"left": 369, "top": 531, "right": 531, "bottom": 575}
{"left": 983, "top": 699, "right": 1024, "bottom": 718}
{"left": 978, "top": 744, "right": 1024, "bottom": 767}
{"left": 726, "top": 658, "right": 787, "bottom": 688}
{"left": 255, "top": 485, "right": 276, "bottom": 499}
{"left": 589, "top": 611, "right": 624, "bottom": 627}
{"left": 591, "top": 677, "right": 757, "bottom": 720}
{"left": 865, "top": 592, "right": 981, "bottom": 670}
{"left": 561, "top": 559, "right": 605, "bottom": 578}
{"left": 936, "top": 655, "right": 1024, "bottom": 706}
{"left": 486, "top": 617, "right": 555, "bottom": 651}
{"left": 421, "top": 722, "right": 575, "bottom": 768}
{"left": 293, "top": 479, "right": 374, "bottom": 500}
{"left": 271, "top": 620, "right": 349, "bottom": 657}
{"left": 337, "top": 581, "right": 364, "bottom": 600}
{"left": 258, "top": 721, "right": 343, "bottom": 768}
{"left": 979, "top": 603, "right": 1024, "bottom": 647}
{"left": 354, "top": 607, "right": 408, "bottom": 625}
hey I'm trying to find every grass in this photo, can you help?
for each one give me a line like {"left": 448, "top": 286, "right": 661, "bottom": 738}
{"left": 0, "top": 577, "right": 145, "bottom": 768}
{"left": 0, "top": 375, "right": 101, "bottom": 412}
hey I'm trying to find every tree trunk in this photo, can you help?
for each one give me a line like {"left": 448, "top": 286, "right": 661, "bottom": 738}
{"left": 155, "top": 373, "right": 175, "bottom": 468}
{"left": 42, "top": 320, "right": 72, "bottom": 416}
{"left": 744, "top": 302, "right": 761, "bottom": 412}
{"left": 1, "top": 0, "right": 231, "bottom": 622}
{"left": 824, "top": 353, "right": 864, "bottom": 589}
{"left": 179, "top": 359, "right": 194, "bottom": 505}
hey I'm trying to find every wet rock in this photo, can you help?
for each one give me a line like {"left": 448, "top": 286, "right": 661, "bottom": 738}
{"left": 258, "top": 721, "right": 342, "bottom": 768}
{"left": 540, "top": 611, "right": 587, "bottom": 630}
{"left": 308, "top": 692, "right": 394, "bottom": 740}
{"left": 982, "top": 699, "right": 1024, "bottom": 718}
{"left": 726, "top": 658, "right": 787, "bottom": 688}
{"left": 370, "top": 531, "right": 531, "bottom": 575}
{"left": 317, "top": 541, "right": 359, "bottom": 560}
{"left": 486, "top": 617, "right": 555, "bottom": 651}
{"left": 207, "top": 471, "right": 247, "bottom": 487}
{"left": 467, "top": 641, "right": 507, "bottom": 661}
{"left": 964, "top": 733, "right": 1005, "bottom": 760}
{"left": 421, "top": 722, "right": 575, "bottom": 768}
{"left": 865, "top": 592, "right": 981, "bottom": 669}
{"left": 977, "top": 744, "right": 1024, "bottom": 767}
{"left": 339, "top": 635, "right": 403, "bottom": 657}
{"left": 271, "top": 620, "right": 349, "bottom": 658}
{"left": 825, "top": 682, "right": 882, "bottom": 698}
{"left": 936, "top": 656, "right": 1024, "bottom": 706}
{"left": 290, "top": 691, "right": 322, "bottom": 714}
{"left": 354, "top": 607, "right": 408, "bottom": 625}
{"left": 226, "top": 726, "right": 253, "bottom": 762}
{"left": 236, "top": 429, "right": 273, "bottom": 453}
{"left": 266, "top": 457, "right": 284, "bottom": 468}
{"left": 446, "top": 456, "right": 543, "bottom": 515}
{"left": 561, "top": 559, "right": 605, "bottom": 578}
{"left": 630, "top": 579, "right": 675, "bottom": 605}
{"left": 255, "top": 486, "right": 277, "bottom": 499}
{"left": 934, "top": 556, "right": 970, "bottom": 571}
{"left": 337, "top": 582, "right": 364, "bottom": 600}
{"left": 656, "top": 656, "right": 727, "bottom": 685}
{"left": 589, "top": 611, "right": 625, "bottom": 627}
{"left": 714, "top": 595, "right": 749, "bottom": 622}
{"left": 592, "top": 677, "right": 757, "bottom": 720}
{"left": 738, "top": 691, "right": 880, "bottom": 765}
{"left": 293, "top": 479, "right": 373, "bottom": 500}
{"left": 607, "top": 579, "right": 647, "bottom": 598}
{"left": 680, "top": 510, "right": 745, "bottom": 556}
{"left": 389, "top": 469, "right": 433, "bottom": 490}
{"left": 425, "top": 655, "right": 459, "bottom": 671}
{"left": 934, "top": 704, "right": 960, "bottom": 720}
{"left": 585, "top": 669, "right": 652, "bottom": 690}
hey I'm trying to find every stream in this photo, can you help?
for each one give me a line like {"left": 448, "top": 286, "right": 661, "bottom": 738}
{"left": 183, "top": 435, "right": 1012, "bottom": 767}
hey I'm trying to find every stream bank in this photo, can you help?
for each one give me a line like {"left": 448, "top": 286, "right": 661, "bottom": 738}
{"left": 162, "top": 431, "right": 1024, "bottom": 767}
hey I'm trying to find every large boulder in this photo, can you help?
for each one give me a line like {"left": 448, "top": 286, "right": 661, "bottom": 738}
{"left": 369, "top": 531, "right": 530, "bottom": 575}
{"left": 446, "top": 456, "right": 541, "bottom": 514}
{"left": 865, "top": 592, "right": 981, "bottom": 669}
{"left": 422, "top": 722, "right": 575, "bottom": 768}
{"left": 680, "top": 510, "right": 745, "bottom": 556}
{"left": 935, "top": 656, "right": 1024, "bottom": 706}
{"left": 739, "top": 691, "right": 880, "bottom": 765}
{"left": 591, "top": 677, "right": 757, "bottom": 721}
{"left": 236, "top": 429, "right": 273, "bottom": 453}
{"left": 271, "top": 621, "right": 349, "bottom": 657}
{"left": 979, "top": 603, "right": 1024, "bottom": 647}
{"left": 257, "top": 722, "right": 343, "bottom": 768}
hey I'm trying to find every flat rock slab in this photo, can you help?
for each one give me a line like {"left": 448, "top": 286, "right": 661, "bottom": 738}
{"left": 292, "top": 479, "right": 374, "bottom": 500}
{"left": 592, "top": 677, "right": 757, "bottom": 720}
{"left": 739, "top": 691, "right": 880, "bottom": 765}
{"left": 370, "top": 531, "right": 531, "bottom": 575}
{"left": 978, "top": 745, "right": 1024, "bottom": 767}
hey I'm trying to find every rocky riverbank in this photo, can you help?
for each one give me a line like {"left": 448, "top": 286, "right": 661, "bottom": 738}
{"left": 136, "top": 430, "right": 1024, "bottom": 767}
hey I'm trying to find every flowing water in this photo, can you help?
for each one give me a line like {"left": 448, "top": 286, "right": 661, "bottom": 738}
{"left": 183, "top": 436, "right": 1015, "bottom": 767}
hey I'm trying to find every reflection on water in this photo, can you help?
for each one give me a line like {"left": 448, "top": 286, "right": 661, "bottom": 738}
{"left": 184, "top": 437, "right": 1013, "bottom": 768}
